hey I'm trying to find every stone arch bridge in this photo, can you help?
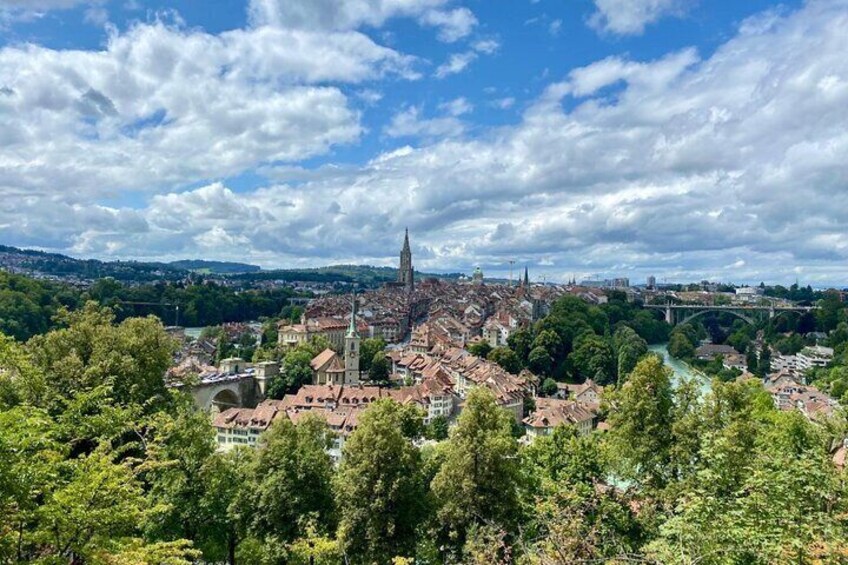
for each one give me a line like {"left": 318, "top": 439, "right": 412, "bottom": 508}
{"left": 645, "top": 304, "right": 817, "bottom": 326}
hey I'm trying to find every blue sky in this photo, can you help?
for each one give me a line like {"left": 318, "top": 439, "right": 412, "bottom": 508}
{"left": 1, "top": 0, "right": 846, "bottom": 286}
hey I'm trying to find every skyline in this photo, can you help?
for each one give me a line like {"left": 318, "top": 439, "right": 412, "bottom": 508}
{"left": 2, "top": 0, "right": 848, "bottom": 285}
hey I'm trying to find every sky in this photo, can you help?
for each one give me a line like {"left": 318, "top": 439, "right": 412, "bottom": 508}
{"left": 1, "top": 0, "right": 847, "bottom": 286}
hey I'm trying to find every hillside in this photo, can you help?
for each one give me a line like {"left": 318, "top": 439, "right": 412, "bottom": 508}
{"left": 168, "top": 259, "right": 261, "bottom": 274}
{"left": 0, "top": 245, "right": 465, "bottom": 285}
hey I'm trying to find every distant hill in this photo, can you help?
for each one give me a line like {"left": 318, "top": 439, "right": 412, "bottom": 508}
{"left": 0, "top": 244, "right": 185, "bottom": 282}
{"left": 230, "top": 264, "right": 465, "bottom": 285}
{"left": 169, "top": 260, "right": 261, "bottom": 274}
{"left": 0, "top": 245, "right": 466, "bottom": 286}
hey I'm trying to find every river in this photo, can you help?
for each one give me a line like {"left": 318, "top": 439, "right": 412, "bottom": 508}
{"left": 649, "top": 344, "right": 712, "bottom": 394}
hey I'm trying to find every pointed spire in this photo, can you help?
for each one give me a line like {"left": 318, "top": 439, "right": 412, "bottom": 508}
{"left": 346, "top": 292, "right": 359, "bottom": 337}
{"left": 523, "top": 266, "right": 529, "bottom": 287}
{"left": 402, "top": 227, "right": 410, "bottom": 252}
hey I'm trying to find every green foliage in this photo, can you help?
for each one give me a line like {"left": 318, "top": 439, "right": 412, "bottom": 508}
{"left": 244, "top": 415, "right": 336, "bottom": 546}
{"left": 360, "top": 337, "right": 386, "bottom": 372}
{"left": 569, "top": 333, "right": 615, "bottom": 384}
{"left": 526, "top": 480, "right": 643, "bottom": 563}
{"left": 487, "top": 346, "right": 522, "bottom": 374}
{"left": 27, "top": 302, "right": 176, "bottom": 413}
{"left": 604, "top": 354, "right": 676, "bottom": 490}
{"left": 368, "top": 351, "right": 391, "bottom": 384}
{"left": 431, "top": 387, "right": 523, "bottom": 549}
{"left": 528, "top": 346, "right": 554, "bottom": 376}
{"left": 523, "top": 424, "right": 604, "bottom": 488}
{"left": 507, "top": 328, "right": 534, "bottom": 364}
{"left": 540, "top": 377, "right": 559, "bottom": 397}
{"left": 425, "top": 414, "right": 450, "bottom": 441}
{"left": 613, "top": 325, "right": 648, "bottom": 383}
{"left": 668, "top": 325, "right": 697, "bottom": 360}
{"left": 466, "top": 339, "right": 491, "bottom": 359}
{"left": 335, "top": 400, "right": 427, "bottom": 563}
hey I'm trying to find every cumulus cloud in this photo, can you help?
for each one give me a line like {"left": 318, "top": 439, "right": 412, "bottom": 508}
{"left": 384, "top": 105, "right": 465, "bottom": 138}
{"left": 588, "top": 0, "right": 694, "bottom": 35}
{"left": 247, "top": 0, "right": 476, "bottom": 43}
{"left": 438, "top": 97, "right": 473, "bottom": 116}
{"left": 3, "top": 1, "right": 848, "bottom": 285}
{"left": 419, "top": 7, "right": 477, "bottom": 42}
{"left": 434, "top": 40, "right": 497, "bottom": 78}
{"left": 0, "top": 18, "right": 420, "bottom": 202}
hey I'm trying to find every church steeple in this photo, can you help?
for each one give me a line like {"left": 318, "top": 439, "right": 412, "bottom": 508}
{"left": 523, "top": 266, "right": 529, "bottom": 287}
{"left": 346, "top": 292, "right": 359, "bottom": 338}
{"left": 398, "top": 228, "right": 414, "bottom": 292}
{"left": 344, "top": 293, "right": 360, "bottom": 384}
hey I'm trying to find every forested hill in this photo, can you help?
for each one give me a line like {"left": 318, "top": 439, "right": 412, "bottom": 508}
{"left": 168, "top": 259, "right": 261, "bottom": 274}
{"left": 0, "top": 245, "right": 463, "bottom": 284}
{"left": 229, "top": 264, "right": 465, "bottom": 284}
{"left": 0, "top": 270, "right": 300, "bottom": 341}
{"left": 0, "top": 244, "right": 184, "bottom": 281}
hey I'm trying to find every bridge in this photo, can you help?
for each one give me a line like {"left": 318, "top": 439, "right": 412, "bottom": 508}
{"left": 645, "top": 303, "right": 817, "bottom": 326}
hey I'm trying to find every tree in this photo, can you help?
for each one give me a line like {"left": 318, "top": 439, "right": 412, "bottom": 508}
{"left": 359, "top": 338, "right": 386, "bottom": 373}
{"left": 27, "top": 302, "right": 176, "bottom": 413}
{"left": 532, "top": 329, "right": 562, "bottom": 360}
{"left": 524, "top": 481, "right": 642, "bottom": 564}
{"left": 141, "top": 398, "right": 219, "bottom": 552}
{"left": 368, "top": 352, "right": 390, "bottom": 384}
{"left": 334, "top": 400, "right": 427, "bottom": 563}
{"left": 487, "top": 346, "right": 522, "bottom": 374}
{"left": 507, "top": 328, "right": 534, "bottom": 364}
{"left": 667, "top": 330, "right": 695, "bottom": 360}
{"left": 569, "top": 333, "right": 615, "bottom": 384}
{"left": 523, "top": 424, "right": 604, "bottom": 488}
{"left": 746, "top": 345, "right": 759, "bottom": 374}
{"left": 758, "top": 346, "right": 771, "bottom": 377}
{"left": 613, "top": 326, "right": 648, "bottom": 382}
{"left": 528, "top": 346, "right": 554, "bottom": 376}
{"left": 426, "top": 414, "right": 450, "bottom": 440}
{"left": 431, "top": 387, "right": 523, "bottom": 550}
{"left": 468, "top": 341, "right": 493, "bottom": 359}
{"left": 540, "top": 377, "right": 559, "bottom": 398}
{"left": 244, "top": 415, "right": 335, "bottom": 547}
{"left": 604, "top": 354, "right": 675, "bottom": 491}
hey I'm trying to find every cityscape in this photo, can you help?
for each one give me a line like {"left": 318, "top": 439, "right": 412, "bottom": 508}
{"left": 2, "top": 1, "right": 848, "bottom": 564}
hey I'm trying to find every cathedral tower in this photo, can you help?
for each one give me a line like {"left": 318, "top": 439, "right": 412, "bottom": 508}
{"left": 398, "top": 228, "right": 414, "bottom": 292}
{"left": 344, "top": 294, "right": 361, "bottom": 385}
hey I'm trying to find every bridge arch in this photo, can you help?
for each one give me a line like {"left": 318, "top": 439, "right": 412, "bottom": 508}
{"left": 208, "top": 388, "right": 242, "bottom": 411}
{"left": 679, "top": 309, "right": 755, "bottom": 326}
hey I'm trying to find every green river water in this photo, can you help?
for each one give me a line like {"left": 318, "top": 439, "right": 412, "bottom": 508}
{"left": 649, "top": 344, "right": 713, "bottom": 394}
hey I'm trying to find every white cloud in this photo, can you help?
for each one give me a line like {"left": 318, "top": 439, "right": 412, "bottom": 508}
{"left": 588, "top": 0, "right": 694, "bottom": 35}
{"left": 247, "top": 0, "right": 478, "bottom": 43}
{"left": 439, "top": 97, "right": 473, "bottom": 116}
{"left": 384, "top": 105, "right": 465, "bottom": 138}
{"left": 419, "top": 7, "right": 477, "bottom": 42}
{"left": 471, "top": 38, "right": 499, "bottom": 54}
{"left": 0, "top": 0, "right": 102, "bottom": 22}
{"left": 490, "top": 97, "right": 515, "bottom": 109}
{"left": 434, "top": 51, "right": 477, "bottom": 78}
{"left": 0, "top": 18, "right": 421, "bottom": 204}
{"left": 4, "top": 1, "right": 848, "bottom": 284}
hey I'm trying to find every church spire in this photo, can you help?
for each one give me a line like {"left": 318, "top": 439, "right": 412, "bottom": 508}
{"left": 523, "top": 266, "right": 529, "bottom": 287}
{"left": 346, "top": 292, "right": 359, "bottom": 338}
{"left": 398, "top": 228, "right": 414, "bottom": 292}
